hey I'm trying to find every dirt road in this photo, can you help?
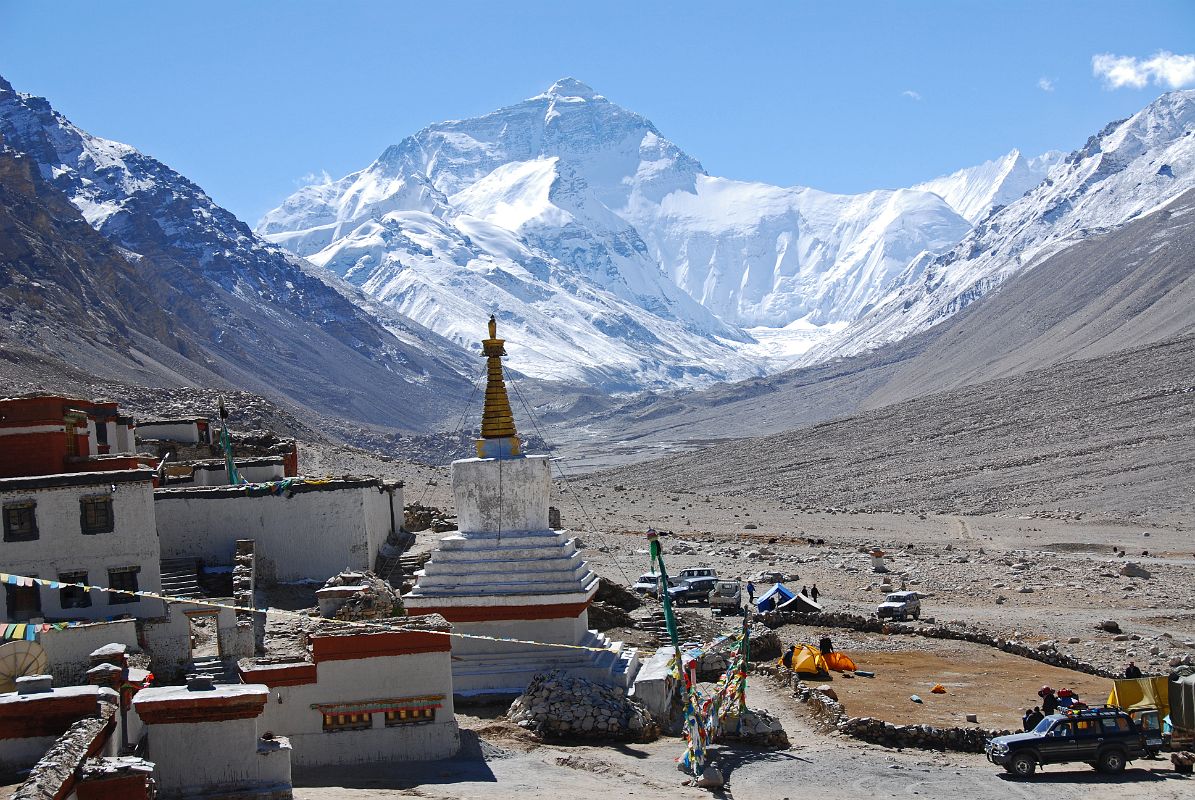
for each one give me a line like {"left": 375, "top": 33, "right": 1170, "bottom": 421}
{"left": 294, "top": 680, "right": 1190, "bottom": 800}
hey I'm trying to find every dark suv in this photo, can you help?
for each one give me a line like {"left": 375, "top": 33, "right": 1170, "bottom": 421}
{"left": 986, "top": 708, "right": 1148, "bottom": 777}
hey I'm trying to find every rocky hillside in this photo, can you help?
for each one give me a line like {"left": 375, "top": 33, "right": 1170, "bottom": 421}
{"left": 598, "top": 333, "right": 1195, "bottom": 519}
{"left": 0, "top": 75, "right": 474, "bottom": 431}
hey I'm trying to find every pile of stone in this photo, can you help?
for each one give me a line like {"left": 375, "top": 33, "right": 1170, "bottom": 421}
{"left": 508, "top": 671, "right": 657, "bottom": 742}
{"left": 317, "top": 570, "right": 405, "bottom": 620}
{"left": 747, "top": 626, "right": 782, "bottom": 662}
{"left": 403, "top": 502, "right": 458, "bottom": 533}
{"left": 716, "top": 708, "right": 789, "bottom": 748}
{"left": 590, "top": 576, "right": 642, "bottom": 631}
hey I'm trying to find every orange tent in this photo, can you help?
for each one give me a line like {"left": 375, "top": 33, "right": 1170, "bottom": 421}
{"left": 824, "top": 651, "right": 857, "bottom": 672}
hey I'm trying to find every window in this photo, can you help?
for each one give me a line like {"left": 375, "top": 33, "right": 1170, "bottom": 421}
{"left": 59, "top": 571, "right": 91, "bottom": 609}
{"left": 4, "top": 581, "right": 41, "bottom": 622}
{"left": 322, "top": 712, "right": 372, "bottom": 732}
{"left": 107, "top": 566, "right": 140, "bottom": 605}
{"left": 385, "top": 707, "right": 436, "bottom": 726}
{"left": 80, "top": 495, "right": 115, "bottom": 534}
{"left": 3, "top": 502, "right": 38, "bottom": 542}
{"left": 64, "top": 420, "right": 79, "bottom": 457}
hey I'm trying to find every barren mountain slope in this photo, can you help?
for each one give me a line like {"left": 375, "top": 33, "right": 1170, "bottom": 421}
{"left": 560, "top": 187, "right": 1195, "bottom": 464}
{"left": 597, "top": 333, "right": 1195, "bottom": 519}
{"left": 0, "top": 75, "right": 474, "bottom": 431}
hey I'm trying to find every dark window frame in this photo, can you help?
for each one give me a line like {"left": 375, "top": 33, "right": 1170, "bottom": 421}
{"left": 80, "top": 495, "right": 115, "bottom": 535}
{"left": 58, "top": 571, "right": 92, "bottom": 609}
{"left": 107, "top": 566, "right": 140, "bottom": 605}
{"left": 3, "top": 501, "right": 39, "bottom": 542}
{"left": 4, "top": 579, "right": 42, "bottom": 622}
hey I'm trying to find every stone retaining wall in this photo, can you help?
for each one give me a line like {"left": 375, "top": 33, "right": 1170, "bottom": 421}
{"left": 765, "top": 667, "right": 1010, "bottom": 753}
{"left": 756, "top": 610, "right": 1119, "bottom": 678}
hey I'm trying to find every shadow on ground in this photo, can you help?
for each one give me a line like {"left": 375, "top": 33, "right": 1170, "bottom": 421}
{"left": 997, "top": 766, "right": 1189, "bottom": 785}
{"left": 704, "top": 744, "right": 810, "bottom": 780}
{"left": 293, "top": 730, "right": 498, "bottom": 788}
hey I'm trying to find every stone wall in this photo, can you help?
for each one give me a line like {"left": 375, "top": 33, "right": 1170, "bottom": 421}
{"left": 763, "top": 667, "right": 1011, "bottom": 754}
{"left": 11, "top": 700, "right": 116, "bottom": 799}
{"left": 756, "top": 610, "right": 1119, "bottom": 678}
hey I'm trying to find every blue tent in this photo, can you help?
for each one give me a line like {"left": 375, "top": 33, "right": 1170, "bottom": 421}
{"left": 755, "top": 583, "right": 796, "bottom": 612}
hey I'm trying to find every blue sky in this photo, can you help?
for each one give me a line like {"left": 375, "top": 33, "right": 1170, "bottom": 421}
{"left": 2, "top": 0, "right": 1192, "bottom": 224}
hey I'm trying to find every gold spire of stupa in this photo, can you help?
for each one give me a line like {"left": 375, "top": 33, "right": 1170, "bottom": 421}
{"left": 476, "top": 315, "right": 521, "bottom": 459}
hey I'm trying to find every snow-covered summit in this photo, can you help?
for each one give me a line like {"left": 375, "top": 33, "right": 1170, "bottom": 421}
{"left": 914, "top": 148, "right": 1065, "bottom": 224}
{"left": 535, "top": 77, "right": 602, "bottom": 100}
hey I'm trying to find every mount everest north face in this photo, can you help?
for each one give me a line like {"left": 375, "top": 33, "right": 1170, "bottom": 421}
{"left": 259, "top": 79, "right": 1195, "bottom": 390}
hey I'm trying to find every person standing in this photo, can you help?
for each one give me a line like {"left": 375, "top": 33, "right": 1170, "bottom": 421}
{"left": 810, "top": 584, "right": 820, "bottom": 603}
{"left": 746, "top": 581, "right": 755, "bottom": 606}
{"left": 1023, "top": 707, "right": 1044, "bottom": 730}
{"left": 1125, "top": 661, "right": 1143, "bottom": 679}
{"left": 1039, "top": 686, "right": 1058, "bottom": 715}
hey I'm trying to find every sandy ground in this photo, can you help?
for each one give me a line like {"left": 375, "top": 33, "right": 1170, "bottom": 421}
{"left": 769, "top": 634, "right": 1111, "bottom": 730}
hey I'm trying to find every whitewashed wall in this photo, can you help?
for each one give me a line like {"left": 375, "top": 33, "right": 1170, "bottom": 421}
{"left": 39, "top": 619, "right": 139, "bottom": 686}
{"left": 135, "top": 422, "right": 199, "bottom": 444}
{"left": 0, "top": 478, "right": 163, "bottom": 621}
{"left": 256, "top": 650, "right": 458, "bottom": 766}
{"left": 453, "top": 455, "right": 549, "bottom": 533}
{"left": 154, "top": 482, "right": 396, "bottom": 582}
{"left": 143, "top": 713, "right": 290, "bottom": 795}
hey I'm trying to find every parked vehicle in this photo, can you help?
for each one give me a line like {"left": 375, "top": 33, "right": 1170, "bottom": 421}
{"left": 667, "top": 576, "right": 719, "bottom": 605}
{"left": 876, "top": 591, "right": 920, "bottom": 621}
{"left": 709, "top": 580, "right": 743, "bottom": 615}
{"left": 631, "top": 572, "right": 680, "bottom": 597}
{"left": 676, "top": 567, "right": 718, "bottom": 583}
{"left": 985, "top": 708, "right": 1148, "bottom": 777}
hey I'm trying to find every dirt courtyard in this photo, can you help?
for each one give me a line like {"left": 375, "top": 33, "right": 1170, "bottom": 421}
{"left": 782, "top": 636, "right": 1112, "bottom": 730}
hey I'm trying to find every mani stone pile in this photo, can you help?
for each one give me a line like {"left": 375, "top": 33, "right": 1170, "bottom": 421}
{"left": 508, "top": 671, "right": 657, "bottom": 742}
{"left": 316, "top": 570, "right": 405, "bottom": 620}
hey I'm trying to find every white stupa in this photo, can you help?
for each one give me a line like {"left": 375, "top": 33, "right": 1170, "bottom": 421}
{"left": 403, "top": 317, "right": 640, "bottom": 697}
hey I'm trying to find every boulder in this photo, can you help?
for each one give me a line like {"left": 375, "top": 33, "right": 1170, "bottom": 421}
{"left": 1120, "top": 562, "right": 1151, "bottom": 579}
{"left": 1096, "top": 619, "right": 1122, "bottom": 634}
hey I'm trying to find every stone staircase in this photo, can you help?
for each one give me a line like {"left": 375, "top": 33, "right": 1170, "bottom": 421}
{"left": 188, "top": 656, "right": 239, "bottom": 684}
{"left": 373, "top": 529, "right": 417, "bottom": 587}
{"left": 640, "top": 609, "right": 695, "bottom": 647}
{"left": 159, "top": 558, "right": 202, "bottom": 599}
{"left": 451, "top": 631, "right": 640, "bottom": 699}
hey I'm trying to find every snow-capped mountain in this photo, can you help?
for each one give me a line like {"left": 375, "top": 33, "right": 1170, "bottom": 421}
{"left": 913, "top": 149, "right": 1065, "bottom": 224}
{"left": 260, "top": 78, "right": 979, "bottom": 382}
{"left": 0, "top": 75, "right": 474, "bottom": 430}
{"left": 802, "top": 89, "right": 1195, "bottom": 364}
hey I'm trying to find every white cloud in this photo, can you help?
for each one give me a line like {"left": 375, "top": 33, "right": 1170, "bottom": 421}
{"left": 1037, "top": 77, "right": 1055, "bottom": 92}
{"left": 294, "top": 169, "right": 333, "bottom": 187}
{"left": 1092, "top": 50, "right": 1195, "bottom": 90}
{"left": 901, "top": 89, "right": 922, "bottom": 101}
